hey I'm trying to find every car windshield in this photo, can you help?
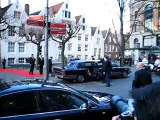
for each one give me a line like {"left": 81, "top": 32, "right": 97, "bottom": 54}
{"left": 65, "top": 62, "right": 77, "bottom": 69}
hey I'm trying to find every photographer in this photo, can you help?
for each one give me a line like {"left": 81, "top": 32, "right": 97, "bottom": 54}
{"left": 112, "top": 81, "right": 160, "bottom": 120}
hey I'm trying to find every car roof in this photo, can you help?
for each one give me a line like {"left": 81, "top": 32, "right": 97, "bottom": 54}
{"left": 70, "top": 60, "right": 100, "bottom": 63}
{"left": 0, "top": 83, "right": 75, "bottom": 96}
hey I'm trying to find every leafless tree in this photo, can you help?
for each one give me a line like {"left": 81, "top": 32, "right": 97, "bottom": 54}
{"left": 24, "top": 26, "right": 45, "bottom": 68}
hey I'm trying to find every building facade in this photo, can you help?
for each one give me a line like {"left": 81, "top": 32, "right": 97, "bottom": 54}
{"left": 129, "top": 0, "right": 160, "bottom": 64}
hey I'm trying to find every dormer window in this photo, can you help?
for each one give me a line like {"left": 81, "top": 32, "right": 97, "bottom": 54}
{"left": 66, "top": 4, "right": 68, "bottom": 9}
{"left": 14, "top": 11, "right": 21, "bottom": 19}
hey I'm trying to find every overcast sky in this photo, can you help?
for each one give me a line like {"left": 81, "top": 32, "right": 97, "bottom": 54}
{"left": 1, "top": 0, "right": 130, "bottom": 32}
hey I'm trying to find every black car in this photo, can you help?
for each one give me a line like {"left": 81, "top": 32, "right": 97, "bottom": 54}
{"left": 0, "top": 80, "right": 115, "bottom": 120}
{"left": 53, "top": 60, "right": 131, "bottom": 83}
{"left": 53, "top": 60, "right": 101, "bottom": 82}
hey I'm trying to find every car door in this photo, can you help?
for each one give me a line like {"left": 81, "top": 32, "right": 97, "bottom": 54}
{"left": 38, "top": 89, "right": 108, "bottom": 120}
{"left": 0, "top": 90, "right": 42, "bottom": 120}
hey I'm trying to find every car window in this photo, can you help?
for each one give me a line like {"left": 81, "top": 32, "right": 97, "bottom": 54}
{"left": 77, "top": 62, "right": 85, "bottom": 68}
{"left": 40, "top": 90, "right": 87, "bottom": 112}
{"left": 65, "top": 62, "right": 77, "bottom": 69}
{"left": 0, "top": 91, "right": 39, "bottom": 117}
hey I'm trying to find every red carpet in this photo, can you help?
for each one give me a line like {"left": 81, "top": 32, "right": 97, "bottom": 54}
{"left": 0, "top": 68, "right": 43, "bottom": 77}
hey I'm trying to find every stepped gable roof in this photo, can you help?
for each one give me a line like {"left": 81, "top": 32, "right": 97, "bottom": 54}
{"left": 0, "top": 4, "right": 12, "bottom": 19}
{"left": 30, "top": 11, "right": 41, "bottom": 15}
{"left": 91, "top": 27, "right": 97, "bottom": 36}
{"left": 102, "top": 30, "right": 107, "bottom": 38}
{"left": 75, "top": 15, "right": 82, "bottom": 24}
{"left": 49, "top": 2, "right": 64, "bottom": 17}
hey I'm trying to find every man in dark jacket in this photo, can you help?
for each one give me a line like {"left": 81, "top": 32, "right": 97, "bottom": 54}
{"left": 132, "top": 62, "right": 152, "bottom": 89}
{"left": 38, "top": 55, "right": 44, "bottom": 74}
{"left": 29, "top": 54, "right": 36, "bottom": 75}
{"left": 48, "top": 57, "right": 53, "bottom": 76}
{"left": 102, "top": 56, "right": 112, "bottom": 87}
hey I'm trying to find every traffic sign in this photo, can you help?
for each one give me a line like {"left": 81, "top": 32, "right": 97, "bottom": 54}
{"left": 28, "top": 15, "right": 44, "bottom": 21}
{"left": 50, "top": 30, "right": 66, "bottom": 35}
{"left": 50, "top": 23, "right": 66, "bottom": 29}
{"left": 27, "top": 19, "right": 45, "bottom": 27}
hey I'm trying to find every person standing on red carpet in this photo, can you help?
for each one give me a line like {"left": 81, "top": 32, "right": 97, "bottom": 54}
{"left": 29, "top": 54, "right": 36, "bottom": 75}
{"left": 38, "top": 55, "right": 44, "bottom": 74}
{"left": 2, "top": 58, "right": 6, "bottom": 69}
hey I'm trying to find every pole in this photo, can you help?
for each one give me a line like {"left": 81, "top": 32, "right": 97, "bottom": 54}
{"left": 120, "top": 0, "right": 125, "bottom": 66}
{"left": 43, "top": 0, "right": 49, "bottom": 82}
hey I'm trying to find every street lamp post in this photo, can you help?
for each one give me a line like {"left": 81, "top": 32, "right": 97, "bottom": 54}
{"left": 43, "top": 0, "right": 49, "bottom": 82}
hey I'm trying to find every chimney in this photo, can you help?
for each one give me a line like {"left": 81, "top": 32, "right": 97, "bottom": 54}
{"left": 25, "top": 4, "right": 29, "bottom": 16}
{"left": 8, "top": 0, "right": 11, "bottom": 5}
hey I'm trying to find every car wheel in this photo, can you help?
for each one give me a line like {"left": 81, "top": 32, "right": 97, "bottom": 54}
{"left": 77, "top": 75, "right": 85, "bottom": 83}
{"left": 122, "top": 72, "right": 128, "bottom": 78}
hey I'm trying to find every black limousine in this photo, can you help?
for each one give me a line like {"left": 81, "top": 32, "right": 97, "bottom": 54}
{"left": 53, "top": 60, "right": 131, "bottom": 83}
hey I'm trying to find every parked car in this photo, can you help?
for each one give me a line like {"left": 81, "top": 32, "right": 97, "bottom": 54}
{"left": 53, "top": 60, "right": 131, "bottom": 83}
{"left": 53, "top": 60, "right": 101, "bottom": 82}
{"left": 0, "top": 80, "right": 116, "bottom": 120}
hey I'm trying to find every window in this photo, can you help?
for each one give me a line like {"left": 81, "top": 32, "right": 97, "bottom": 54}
{"left": 82, "top": 26, "right": 85, "bottom": 30}
{"left": 85, "top": 35, "right": 88, "bottom": 41}
{"left": 97, "top": 38, "right": 100, "bottom": 44}
{"left": 19, "top": 26, "right": 24, "bottom": 37}
{"left": 78, "top": 34, "right": 81, "bottom": 40}
{"left": 85, "top": 55, "right": 88, "bottom": 60}
{"left": 134, "top": 23, "right": 138, "bottom": 32}
{"left": 0, "top": 91, "right": 38, "bottom": 117}
{"left": 78, "top": 44, "right": 81, "bottom": 51}
{"left": 18, "top": 43, "right": 25, "bottom": 53}
{"left": 8, "top": 26, "right": 15, "bottom": 36}
{"left": 98, "top": 30, "right": 100, "bottom": 34}
{"left": 8, "top": 58, "right": 15, "bottom": 64}
{"left": 85, "top": 45, "right": 88, "bottom": 51}
{"left": 65, "top": 11, "right": 68, "bottom": 17}
{"left": 18, "top": 58, "right": 25, "bottom": 63}
{"left": 8, "top": 42, "right": 15, "bottom": 52}
{"left": 68, "top": 12, "right": 71, "bottom": 18}
{"left": 41, "top": 90, "right": 86, "bottom": 111}
{"left": 82, "top": 18, "right": 85, "bottom": 23}
{"left": 94, "top": 48, "right": 97, "bottom": 56}
{"left": 144, "top": 4, "right": 153, "bottom": 20}
{"left": 68, "top": 43, "right": 72, "bottom": 50}
{"left": 14, "top": 11, "right": 21, "bottom": 19}
{"left": 66, "top": 3, "right": 68, "bottom": 8}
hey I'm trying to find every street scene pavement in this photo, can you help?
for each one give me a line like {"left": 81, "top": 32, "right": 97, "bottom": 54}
{"left": 0, "top": 66, "right": 159, "bottom": 99}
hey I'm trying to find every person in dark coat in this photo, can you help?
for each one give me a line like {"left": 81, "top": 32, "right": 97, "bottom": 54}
{"left": 48, "top": 57, "right": 53, "bottom": 76}
{"left": 29, "top": 54, "right": 36, "bottom": 75}
{"left": 38, "top": 55, "right": 44, "bottom": 74}
{"left": 102, "top": 56, "right": 112, "bottom": 87}
{"left": 132, "top": 62, "right": 152, "bottom": 89}
{"left": 2, "top": 58, "right": 6, "bottom": 69}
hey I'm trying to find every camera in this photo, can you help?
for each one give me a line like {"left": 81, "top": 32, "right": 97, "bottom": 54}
{"left": 110, "top": 95, "right": 134, "bottom": 120}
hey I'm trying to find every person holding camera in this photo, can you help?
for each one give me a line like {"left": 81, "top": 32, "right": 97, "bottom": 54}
{"left": 112, "top": 81, "right": 160, "bottom": 120}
